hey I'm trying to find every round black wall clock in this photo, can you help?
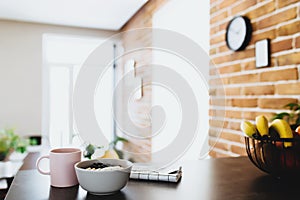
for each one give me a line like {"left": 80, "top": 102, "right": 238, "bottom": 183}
{"left": 225, "top": 16, "right": 252, "bottom": 51}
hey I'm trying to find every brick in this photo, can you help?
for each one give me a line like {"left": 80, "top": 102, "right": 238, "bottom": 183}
{"left": 145, "top": 0, "right": 169, "bottom": 14}
{"left": 218, "top": 64, "right": 241, "bottom": 74}
{"left": 225, "top": 110, "right": 242, "bottom": 118}
{"left": 209, "top": 77, "right": 229, "bottom": 85}
{"left": 230, "top": 145, "right": 247, "bottom": 155}
{"left": 258, "top": 98, "right": 298, "bottom": 109}
{"left": 219, "top": 0, "right": 237, "bottom": 9}
{"left": 219, "top": 21, "right": 228, "bottom": 31}
{"left": 251, "top": 22, "right": 258, "bottom": 32}
{"left": 210, "top": 88, "right": 217, "bottom": 96}
{"left": 209, "top": 150, "right": 230, "bottom": 158}
{"left": 209, "top": 140, "right": 230, "bottom": 151}
{"left": 212, "top": 48, "right": 255, "bottom": 64}
{"left": 210, "top": 98, "right": 228, "bottom": 106}
{"left": 216, "top": 88, "right": 226, "bottom": 96}
{"left": 210, "top": 10, "right": 228, "bottom": 24}
{"left": 221, "top": 132, "right": 243, "bottom": 143}
{"left": 210, "top": 5, "right": 218, "bottom": 14}
{"left": 278, "top": 20, "right": 300, "bottom": 36}
{"left": 231, "top": 98, "right": 258, "bottom": 107}
{"left": 243, "top": 61, "right": 256, "bottom": 70}
{"left": 278, "top": 52, "right": 300, "bottom": 66}
{"left": 277, "top": 0, "right": 299, "bottom": 8}
{"left": 246, "top": 1, "right": 275, "bottom": 19}
{"left": 260, "top": 68, "right": 298, "bottom": 82}
{"left": 224, "top": 87, "right": 240, "bottom": 95}
{"left": 209, "top": 109, "right": 226, "bottom": 118}
{"left": 250, "top": 29, "right": 276, "bottom": 45}
{"left": 209, "top": 68, "right": 217, "bottom": 75}
{"left": 210, "top": 119, "right": 228, "bottom": 129}
{"left": 232, "top": 0, "right": 256, "bottom": 15}
{"left": 125, "top": 140, "right": 151, "bottom": 151}
{"left": 212, "top": 55, "right": 229, "bottom": 65}
{"left": 209, "top": 128, "right": 221, "bottom": 137}
{"left": 271, "top": 39, "right": 293, "bottom": 54}
{"left": 211, "top": 88, "right": 224, "bottom": 96}
{"left": 210, "top": 48, "right": 217, "bottom": 55}
{"left": 231, "top": 48, "right": 255, "bottom": 60}
{"left": 219, "top": 45, "right": 229, "bottom": 53}
{"left": 208, "top": 128, "right": 220, "bottom": 137}
{"left": 270, "top": 58, "right": 276, "bottom": 67}
{"left": 296, "top": 36, "right": 300, "bottom": 48}
{"left": 210, "top": 25, "right": 219, "bottom": 35}
{"left": 243, "top": 111, "right": 275, "bottom": 121}
{"left": 210, "top": 68, "right": 217, "bottom": 75}
{"left": 227, "top": 121, "right": 241, "bottom": 131}
{"left": 136, "top": 155, "right": 152, "bottom": 163}
{"left": 243, "top": 111, "right": 255, "bottom": 120}
{"left": 229, "top": 73, "right": 259, "bottom": 84}
{"left": 276, "top": 82, "right": 300, "bottom": 95}
{"left": 242, "top": 85, "right": 275, "bottom": 95}
{"left": 210, "top": 34, "right": 225, "bottom": 45}
{"left": 209, "top": 150, "right": 216, "bottom": 158}
{"left": 256, "top": 8, "right": 297, "bottom": 29}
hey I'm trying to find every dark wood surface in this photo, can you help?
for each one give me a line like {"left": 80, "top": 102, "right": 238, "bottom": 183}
{"left": 0, "top": 152, "right": 40, "bottom": 200}
{"left": 19, "top": 152, "right": 40, "bottom": 170}
{"left": 5, "top": 153, "right": 300, "bottom": 200}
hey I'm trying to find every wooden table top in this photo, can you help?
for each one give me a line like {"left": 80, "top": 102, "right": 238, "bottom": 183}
{"left": 5, "top": 153, "right": 300, "bottom": 200}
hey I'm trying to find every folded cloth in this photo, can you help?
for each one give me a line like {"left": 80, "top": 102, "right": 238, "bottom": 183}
{"left": 130, "top": 166, "right": 182, "bottom": 183}
{"left": 0, "top": 179, "right": 7, "bottom": 189}
{"left": 0, "top": 161, "right": 23, "bottom": 178}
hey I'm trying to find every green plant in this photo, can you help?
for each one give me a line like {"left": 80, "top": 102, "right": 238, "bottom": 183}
{"left": 272, "top": 103, "right": 300, "bottom": 129}
{"left": 83, "top": 144, "right": 104, "bottom": 159}
{"left": 83, "top": 136, "right": 128, "bottom": 159}
{"left": 0, "top": 129, "right": 28, "bottom": 160}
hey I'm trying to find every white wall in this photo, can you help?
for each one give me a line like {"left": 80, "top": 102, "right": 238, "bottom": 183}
{"left": 152, "top": 0, "right": 210, "bottom": 160}
{"left": 0, "top": 20, "right": 116, "bottom": 136}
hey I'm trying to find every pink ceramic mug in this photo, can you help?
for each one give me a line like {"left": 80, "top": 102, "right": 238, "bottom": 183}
{"left": 36, "top": 148, "right": 81, "bottom": 187}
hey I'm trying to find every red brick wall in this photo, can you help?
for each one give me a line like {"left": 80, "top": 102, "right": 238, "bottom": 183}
{"left": 209, "top": 0, "right": 300, "bottom": 157}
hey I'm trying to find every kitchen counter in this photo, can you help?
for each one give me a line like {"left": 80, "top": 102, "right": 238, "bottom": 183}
{"left": 5, "top": 153, "right": 300, "bottom": 200}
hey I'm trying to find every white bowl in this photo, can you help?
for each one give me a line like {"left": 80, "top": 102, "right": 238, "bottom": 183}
{"left": 74, "top": 158, "right": 133, "bottom": 195}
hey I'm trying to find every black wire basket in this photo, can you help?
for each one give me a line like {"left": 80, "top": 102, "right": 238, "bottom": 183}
{"left": 245, "top": 136, "right": 300, "bottom": 178}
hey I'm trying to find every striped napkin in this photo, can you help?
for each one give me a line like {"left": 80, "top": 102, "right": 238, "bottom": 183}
{"left": 130, "top": 166, "right": 182, "bottom": 183}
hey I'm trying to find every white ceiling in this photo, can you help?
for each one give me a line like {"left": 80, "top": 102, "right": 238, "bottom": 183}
{"left": 0, "top": 0, "right": 148, "bottom": 31}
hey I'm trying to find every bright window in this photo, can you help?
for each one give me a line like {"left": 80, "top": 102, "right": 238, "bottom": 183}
{"left": 42, "top": 34, "right": 114, "bottom": 148}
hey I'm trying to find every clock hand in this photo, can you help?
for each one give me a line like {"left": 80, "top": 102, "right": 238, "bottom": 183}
{"left": 229, "top": 29, "right": 239, "bottom": 34}
{"left": 236, "top": 27, "right": 242, "bottom": 34}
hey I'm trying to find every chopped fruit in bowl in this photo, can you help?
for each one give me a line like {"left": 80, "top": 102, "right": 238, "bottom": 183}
{"left": 241, "top": 115, "right": 300, "bottom": 178}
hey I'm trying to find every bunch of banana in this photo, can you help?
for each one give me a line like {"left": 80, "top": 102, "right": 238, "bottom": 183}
{"left": 241, "top": 115, "right": 293, "bottom": 148}
{"left": 270, "top": 119, "right": 293, "bottom": 147}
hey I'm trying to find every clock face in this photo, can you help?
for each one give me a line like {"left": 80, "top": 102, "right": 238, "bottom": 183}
{"left": 226, "top": 16, "right": 252, "bottom": 51}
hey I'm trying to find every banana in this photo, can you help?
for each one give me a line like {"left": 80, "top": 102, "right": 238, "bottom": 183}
{"left": 270, "top": 119, "right": 293, "bottom": 148}
{"left": 241, "top": 120, "right": 257, "bottom": 138}
{"left": 101, "top": 149, "right": 119, "bottom": 159}
{"left": 255, "top": 115, "right": 269, "bottom": 136}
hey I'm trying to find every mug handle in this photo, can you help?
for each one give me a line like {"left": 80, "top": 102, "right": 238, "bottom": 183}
{"left": 36, "top": 155, "right": 50, "bottom": 175}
